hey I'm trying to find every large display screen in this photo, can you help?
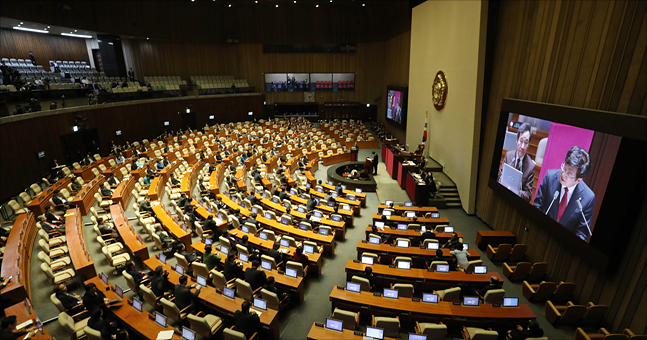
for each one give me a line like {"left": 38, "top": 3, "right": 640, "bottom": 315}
{"left": 386, "top": 86, "right": 408, "bottom": 126}
{"left": 264, "top": 73, "right": 354, "bottom": 92}
{"left": 489, "top": 100, "right": 646, "bottom": 271}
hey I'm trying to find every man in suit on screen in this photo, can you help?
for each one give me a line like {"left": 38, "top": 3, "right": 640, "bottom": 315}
{"left": 497, "top": 123, "right": 535, "bottom": 202}
{"left": 533, "top": 146, "right": 595, "bottom": 242}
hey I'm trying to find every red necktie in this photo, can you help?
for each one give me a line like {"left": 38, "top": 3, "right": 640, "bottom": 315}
{"left": 557, "top": 187, "right": 568, "bottom": 221}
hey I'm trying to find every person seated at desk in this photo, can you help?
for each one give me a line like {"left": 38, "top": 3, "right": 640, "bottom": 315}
{"left": 151, "top": 266, "right": 174, "bottom": 298}
{"left": 125, "top": 261, "right": 150, "bottom": 285}
{"left": 203, "top": 215, "right": 221, "bottom": 240}
{"left": 155, "top": 158, "right": 165, "bottom": 170}
{"left": 450, "top": 243, "right": 470, "bottom": 271}
{"left": 82, "top": 283, "right": 112, "bottom": 312}
{"left": 269, "top": 242, "right": 284, "bottom": 268}
{"left": 129, "top": 161, "right": 139, "bottom": 171}
{"left": 506, "top": 320, "right": 544, "bottom": 340}
{"left": 0, "top": 315, "right": 37, "bottom": 340}
{"left": 245, "top": 260, "right": 267, "bottom": 291}
{"left": 52, "top": 190, "right": 72, "bottom": 209}
{"left": 54, "top": 283, "right": 89, "bottom": 321}
{"left": 107, "top": 175, "right": 121, "bottom": 188}
{"left": 115, "top": 155, "right": 125, "bottom": 165}
{"left": 44, "top": 206, "right": 65, "bottom": 226}
{"left": 473, "top": 276, "right": 503, "bottom": 298}
{"left": 87, "top": 307, "right": 106, "bottom": 334}
{"left": 356, "top": 267, "right": 375, "bottom": 290}
{"left": 224, "top": 253, "right": 244, "bottom": 281}
{"left": 176, "top": 243, "right": 200, "bottom": 265}
{"left": 222, "top": 230, "right": 238, "bottom": 248}
{"left": 421, "top": 228, "right": 436, "bottom": 242}
{"left": 169, "top": 173, "right": 181, "bottom": 187}
{"left": 97, "top": 217, "right": 119, "bottom": 239}
{"left": 197, "top": 181, "right": 209, "bottom": 196}
{"left": 82, "top": 153, "right": 95, "bottom": 166}
{"left": 239, "top": 235, "right": 260, "bottom": 261}
{"left": 100, "top": 186, "right": 113, "bottom": 197}
{"left": 306, "top": 197, "right": 316, "bottom": 211}
{"left": 425, "top": 249, "right": 446, "bottom": 269}
{"left": 202, "top": 245, "right": 222, "bottom": 271}
{"left": 293, "top": 246, "right": 309, "bottom": 267}
{"left": 142, "top": 174, "right": 152, "bottom": 186}
{"left": 174, "top": 275, "right": 201, "bottom": 312}
{"left": 139, "top": 197, "right": 153, "bottom": 214}
{"left": 263, "top": 276, "right": 288, "bottom": 301}
{"left": 154, "top": 225, "right": 177, "bottom": 251}
{"left": 234, "top": 301, "right": 261, "bottom": 339}
{"left": 441, "top": 233, "right": 461, "bottom": 249}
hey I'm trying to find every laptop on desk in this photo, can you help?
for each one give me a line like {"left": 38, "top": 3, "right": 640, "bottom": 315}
{"left": 500, "top": 162, "right": 523, "bottom": 195}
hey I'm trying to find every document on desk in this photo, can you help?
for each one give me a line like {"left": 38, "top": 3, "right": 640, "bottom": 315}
{"left": 156, "top": 330, "right": 174, "bottom": 340}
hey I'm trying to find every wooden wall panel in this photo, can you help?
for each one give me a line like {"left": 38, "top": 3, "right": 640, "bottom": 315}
{"left": 0, "top": 29, "right": 90, "bottom": 71}
{"left": 0, "top": 95, "right": 263, "bottom": 203}
{"left": 476, "top": 0, "right": 646, "bottom": 333}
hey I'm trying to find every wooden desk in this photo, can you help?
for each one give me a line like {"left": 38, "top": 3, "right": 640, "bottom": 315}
{"left": 144, "top": 258, "right": 280, "bottom": 339}
{"left": 307, "top": 322, "right": 398, "bottom": 340}
{"left": 344, "top": 260, "right": 501, "bottom": 292}
{"left": 208, "top": 163, "right": 226, "bottom": 194}
{"left": 356, "top": 140, "right": 379, "bottom": 149}
{"left": 111, "top": 177, "right": 135, "bottom": 209}
{"left": 73, "top": 164, "right": 97, "bottom": 182}
{"left": 377, "top": 204, "right": 438, "bottom": 214}
{"left": 191, "top": 242, "right": 305, "bottom": 303}
{"left": 26, "top": 177, "right": 72, "bottom": 216}
{"left": 364, "top": 226, "right": 461, "bottom": 245}
{"left": 309, "top": 189, "right": 361, "bottom": 216}
{"left": 372, "top": 214, "right": 449, "bottom": 227}
{"left": 147, "top": 177, "right": 164, "bottom": 201}
{"left": 110, "top": 204, "right": 149, "bottom": 261}
{"left": 86, "top": 276, "right": 182, "bottom": 340}
{"left": 65, "top": 208, "right": 96, "bottom": 279}
{"left": 305, "top": 171, "right": 317, "bottom": 187}
{"left": 256, "top": 214, "right": 336, "bottom": 256}
{"left": 406, "top": 171, "right": 430, "bottom": 206}
{"left": 322, "top": 152, "right": 352, "bottom": 166}
{"left": 329, "top": 288, "right": 535, "bottom": 326}
{"left": 398, "top": 161, "right": 419, "bottom": 189}
{"left": 356, "top": 242, "right": 480, "bottom": 268}
{"left": 1, "top": 213, "right": 37, "bottom": 302}
{"left": 180, "top": 162, "right": 202, "bottom": 196}
{"left": 321, "top": 183, "right": 367, "bottom": 208}
{"left": 151, "top": 202, "right": 193, "bottom": 251}
{"left": 475, "top": 230, "right": 516, "bottom": 250}
{"left": 3, "top": 301, "right": 52, "bottom": 340}
{"left": 70, "top": 176, "right": 105, "bottom": 215}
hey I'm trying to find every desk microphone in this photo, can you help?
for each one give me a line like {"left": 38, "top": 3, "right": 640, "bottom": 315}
{"left": 545, "top": 191, "right": 559, "bottom": 215}
{"left": 575, "top": 198, "right": 592, "bottom": 236}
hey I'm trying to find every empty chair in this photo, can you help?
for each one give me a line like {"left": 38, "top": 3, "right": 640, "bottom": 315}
{"left": 187, "top": 313, "right": 224, "bottom": 339}
{"left": 58, "top": 311, "right": 89, "bottom": 339}
{"left": 415, "top": 322, "right": 448, "bottom": 340}
{"left": 372, "top": 316, "right": 400, "bottom": 338}
{"left": 429, "top": 260, "right": 448, "bottom": 271}
{"left": 260, "top": 255, "right": 280, "bottom": 270}
{"left": 579, "top": 302, "right": 609, "bottom": 327}
{"left": 223, "top": 326, "right": 257, "bottom": 340}
{"left": 211, "top": 269, "right": 235, "bottom": 292}
{"left": 332, "top": 308, "right": 359, "bottom": 330}
{"left": 526, "top": 262, "right": 548, "bottom": 282}
{"left": 482, "top": 289, "right": 505, "bottom": 304}
{"left": 192, "top": 262, "right": 209, "bottom": 279}
{"left": 507, "top": 244, "right": 528, "bottom": 262}
{"left": 394, "top": 256, "right": 412, "bottom": 268}
{"left": 160, "top": 298, "right": 190, "bottom": 325}
{"left": 235, "top": 279, "right": 258, "bottom": 301}
{"left": 461, "top": 326, "right": 499, "bottom": 340}
{"left": 37, "top": 251, "right": 71, "bottom": 271}
{"left": 434, "top": 287, "right": 461, "bottom": 302}
{"left": 102, "top": 246, "right": 130, "bottom": 270}
{"left": 522, "top": 281, "right": 558, "bottom": 302}
{"left": 260, "top": 288, "right": 289, "bottom": 311}
{"left": 545, "top": 301, "right": 587, "bottom": 326}
{"left": 575, "top": 328, "right": 628, "bottom": 340}
{"left": 391, "top": 283, "right": 414, "bottom": 298}
{"left": 41, "top": 262, "right": 75, "bottom": 285}
{"left": 623, "top": 329, "right": 647, "bottom": 340}
{"left": 551, "top": 282, "right": 577, "bottom": 303}
{"left": 486, "top": 243, "right": 512, "bottom": 262}
{"left": 503, "top": 262, "right": 532, "bottom": 282}
{"left": 351, "top": 275, "right": 371, "bottom": 292}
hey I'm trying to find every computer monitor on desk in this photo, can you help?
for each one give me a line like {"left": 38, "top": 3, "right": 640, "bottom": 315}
{"left": 382, "top": 210, "right": 392, "bottom": 217}
{"left": 361, "top": 255, "right": 374, "bottom": 265}
{"left": 444, "top": 226, "right": 454, "bottom": 233}
{"left": 325, "top": 318, "right": 343, "bottom": 332}
{"left": 303, "top": 244, "right": 314, "bottom": 254}
{"left": 503, "top": 297, "right": 519, "bottom": 307}
{"left": 366, "top": 327, "right": 384, "bottom": 340}
{"left": 436, "top": 264, "right": 450, "bottom": 273}
{"left": 346, "top": 282, "right": 361, "bottom": 293}
{"left": 223, "top": 287, "right": 235, "bottom": 299}
{"left": 463, "top": 296, "right": 480, "bottom": 306}
{"left": 406, "top": 211, "right": 416, "bottom": 218}
{"left": 408, "top": 334, "right": 427, "bottom": 340}
{"left": 383, "top": 288, "right": 399, "bottom": 299}
{"left": 154, "top": 312, "right": 167, "bottom": 328}
{"left": 181, "top": 327, "right": 196, "bottom": 340}
{"left": 374, "top": 221, "right": 385, "bottom": 229}
{"left": 427, "top": 242, "right": 439, "bottom": 250}
{"left": 368, "top": 236, "right": 380, "bottom": 244}
{"left": 261, "top": 260, "right": 272, "bottom": 271}
{"left": 397, "top": 223, "right": 407, "bottom": 230}
{"left": 474, "top": 265, "right": 487, "bottom": 274}
{"left": 396, "top": 239, "right": 409, "bottom": 248}
{"left": 397, "top": 261, "right": 411, "bottom": 270}
{"left": 385, "top": 200, "right": 394, "bottom": 206}
{"left": 132, "top": 298, "right": 143, "bottom": 312}
{"left": 422, "top": 293, "right": 438, "bottom": 303}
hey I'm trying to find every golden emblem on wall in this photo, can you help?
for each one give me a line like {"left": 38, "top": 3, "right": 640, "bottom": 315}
{"left": 432, "top": 70, "right": 447, "bottom": 111}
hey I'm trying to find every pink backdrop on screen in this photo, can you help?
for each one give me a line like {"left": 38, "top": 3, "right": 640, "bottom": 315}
{"left": 533, "top": 123, "right": 595, "bottom": 200}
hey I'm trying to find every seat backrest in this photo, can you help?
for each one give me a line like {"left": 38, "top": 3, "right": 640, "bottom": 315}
{"left": 419, "top": 323, "right": 447, "bottom": 339}
{"left": 374, "top": 316, "right": 399, "bottom": 338}
{"left": 122, "top": 271, "right": 138, "bottom": 292}
{"left": 50, "top": 293, "right": 66, "bottom": 312}
{"left": 527, "top": 262, "right": 548, "bottom": 281}
{"left": 510, "top": 262, "right": 532, "bottom": 281}
{"left": 579, "top": 304, "right": 609, "bottom": 327}
{"left": 533, "top": 281, "right": 558, "bottom": 301}
{"left": 483, "top": 289, "right": 506, "bottom": 304}
{"left": 465, "top": 260, "right": 483, "bottom": 272}
{"left": 492, "top": 244, "right": 512, "bottom": 261}
{"left": 392, "top": 283, "right": 414, "bottom": 298}
{"left": 140, "top": 284, "right": 158, "bottom": 308}
{"left": 440, "top": 287, "right": 461, "bottom": 302}
{"left": 193, "top": 262, "right": 209, "bottom": 278}
{"left": 286, "top": 261, "right": 305, "bottom": 277}
{"left": 351, "top": 275, "right": 371, "bottom": 292}
{"left": 223, "top": 328, "right": 248, "bottom": 340}
{"left": 332, "top": 308, "right": 358, "bottom": 330}
{"left": 160, "top": 298, "right": 181, "bottom": 323}
{"left": 261, "top": 288, "right": 280, "bottom": 310}
{"left": 508, "top": 244, "right": 528, "bottom": 262}
{"left": 235, "top": 279, "right": 253, "bottom": 301}
{"left": 211, "top": 270, "right": 227, "bottom": 291}
{"left": 394, "top": 256, "right": 412, "bottom": 267}
{"left": 187, "top": 313, "right": 214, "bottom": 337}
{"left": 261, "top": 255, "right": 277, "bottom": 270}
{"left": 558, "top": 305, "right": 587, "bottom": 325}
{"left": 552, "top": 282, "right": 577, "bottom": 303}
{"left": 471, "top": 329, "right": 499, "bottom": 340}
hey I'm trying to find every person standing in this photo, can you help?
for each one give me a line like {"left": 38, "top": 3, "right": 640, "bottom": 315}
{"left": 29, "top": 51, "right": 36, "bottom": 65}
{"left": 372, "top": 152, "right": 379, "bottom": 175}
{"left": 127, "top": 68, "right": 135, "bottom": 82}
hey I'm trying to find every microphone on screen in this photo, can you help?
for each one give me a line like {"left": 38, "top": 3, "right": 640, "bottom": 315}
{"left": 576, "top": 198, "right": 592, "bottom": 236}
{"left": 545, "top": 190, "right": 559, "bottom": 215}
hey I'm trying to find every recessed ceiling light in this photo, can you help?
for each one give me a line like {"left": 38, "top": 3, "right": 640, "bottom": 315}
{"left": 255, "top": 1, "right": 258, "bottom": 3}
{"left": 362, "top": 3, "right": 365, "bottom": 6}
{"left": 14, "top": 26, "right": 49, "bottom": 34}
{"left": 229, "top": 4, "right": 231, "bottom": 7}
{"left": 294, "top": 0, "right": 296, "bottom": 3}
{"left": 74, "top": 30, "right": 77, "bottom": 32}
{"left": 146, "top": 37, "right": 150, "bottom": 40}
{"left": 47, "top": 26, "right": 50, "bottom": 28}
{"left": 20, "top": 22, "right": 23, "bottom": 24}
{"left": 316, "top": 4, "right": 319, "bottom": 7}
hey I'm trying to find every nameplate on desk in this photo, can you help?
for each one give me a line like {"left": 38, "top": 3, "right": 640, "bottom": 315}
{"left": 412, "top": 298, "right": 420, "bottom": 302}
{"left": 373, "top": 292, "right": 381, "bottom": 297}
{"left": 492, "top": 304, "right": 501, "bottom": 307}
{"left": 314, "top": 322, "right": 324, "bottom": 327}
{"left": 361, "top": 240, "right": 367, "bottom": 243}
{"left": 390, "top": 243, "right": 396, "bottom": 247}
{"left": 353, "top": 259, "right": 360, "bottom": 263}
{"left": 336, "top": 286, "right": 345, "bottom": 290}
{"left": 453, "top": 302, "right": 461, "bottom": 305}
{"left": 354, "top": 331, "right": 364, "bottom": 336}
{"left": 465, "top": 271, "right": 472, "bottom": 274}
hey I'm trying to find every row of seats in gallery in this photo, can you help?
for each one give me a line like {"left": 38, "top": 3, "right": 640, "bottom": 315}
{"left": 191, "top": 75, "right": 249, "bottom": 89}
{"left": 143, "top": 75, "right": 186, "bottom": 91}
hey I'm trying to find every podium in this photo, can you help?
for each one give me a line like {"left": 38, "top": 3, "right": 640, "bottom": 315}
{"left": 365, "top": 158, "right": 373, "bottom": 173}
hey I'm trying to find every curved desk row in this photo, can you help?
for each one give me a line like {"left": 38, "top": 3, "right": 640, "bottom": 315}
{"left": 110, "top": 204, "right": 150, "bottom": 261}
{"left": 1, "top": 213, "right": 36, "bottom": 302}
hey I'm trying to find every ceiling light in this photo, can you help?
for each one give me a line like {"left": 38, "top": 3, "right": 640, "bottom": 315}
{"left": 61, "top": 32, "right": 92, "bottom": 38}
{"left": 13, "top": 26, "right": 49, "bottom": 34}
{"left": 20, "top": 22, "right": 24, "bottom": 24}
{"left": 362, "top": 3, "right": 365, "bottom": 6}
{"left": 316, "top": 4, "right": 319, "bottom": 7}
{"left": 294, "top": 1, "right": 296, "bottom": 3}
{"left": 255, "top": 1, "right": 258, "bottom": 3}
{"left": 276, "top": 4, "right": 279, "bottom": 7}
{"left": 47, "top": 26, "right": 50, "bottom": 28}
{"left": 74, "top": 29, "right": 77, "bottom": 32}
{"left": 229, "top": 4, "right": 231, "bottom": 7}
{"left": 146, "top": 37, "right": 150, "bottom": 40}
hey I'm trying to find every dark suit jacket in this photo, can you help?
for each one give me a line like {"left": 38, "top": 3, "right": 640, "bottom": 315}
{"left": 0, "top": 330, "right": 27, "bottom": 340}
{"left": 174, "top": 284, "right": 200, "bottom": 310}
{"left": 477, "top": 283, "right": 503, "bottom": 297}
{"left": 244, "top": 268, "right": 267, "bottom": 290}
{"left": 510, "top": 327, "right": 544, "bottom": 340}
{"left": 87, "top": 317, "right": 104, "bottom": 331}
{"left": 533, "top": 169, "right": 595, "bottom": 241}
{"left": 82, "top": 291, "right": 106, "bottom": 312}
{"left": 234, "top": 311, "right": 260, "bottom": 339}
{"left": 268, "top": 249, "right": 283, "bottom": 265}
{"left": 224, "top": 259, "right": 243, "bottom": 281}
{"left": 498, "top": 152, "right": 535, "bottom": 202}
{"left": 421, "top": 231, "right": 436, "bottom": 242}
{"left": 45, "top": 211, "right": 63, "bottom": 224}
{"left": 151, "top": 274, "right": 172, "bottom": 297}
{"left": 306, "top": 199, "right": 316, "bottom": 211}
{"left": 56, "top": 292, "right": 82, "bottom": 310}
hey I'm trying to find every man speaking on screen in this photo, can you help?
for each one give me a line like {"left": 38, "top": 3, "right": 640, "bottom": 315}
{"left": 498, "top": 123, "right": 535, "bottom": 202}
{"left": 533, "top": 146, "right": 595, "bottom": 241}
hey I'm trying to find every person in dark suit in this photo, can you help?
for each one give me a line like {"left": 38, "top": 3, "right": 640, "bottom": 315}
{"left": 244, "top": 260, "right": 267, "bottom": 290}
{"left": 356, "top": 267, "right": 375, "bottom": 289}
{"left": 86, "top": 307, "right": 105, "bottom": 332}
{"left": 29, "top": 51, "right": 36, "bottom": 65}
{"left": 507, "top": 320, "right": 544, "bottom": 340}
{"left": 44, "top": 205, "right": 64, "bottom": 226}
{"left": 174, "top": 275, "right": 200, "bottom": 311}
{"left": 125, "top": 261, "right": 149, "bottom": 285}
{"left": 372, "top": 152, "right": 378, "bottom": 175}
{"left": 421, "top": 228, "right": 436, "bottom": 242}
{"left": 498, "top": 123, "right": 535, "bottom": 202}
{"left": 223, "top": 253, "right": 244, "bottom": 281}
{"left": 268, "top": 242, "right": 284, "bottom": 267}
{"left": 151, "top": 266, "right": 173, "bottom": 298}
{"left": 262, "top": 276, "right": 288, "bottom": 301}
{"left": 82, "top": 283, "right": 110, "bottom": 312}
{"left": 0, "top": 315, "right": 37, "bottom": 340}
{"left": 130, "top": 161, "right": 138, "bottom": 171}
{"left": 54, "top": 284, "right": 89, "bottom": 320}
{"left": 425, "top": 249, "right": 446, "bottom": 269}
{"left": 51, "top": 190, "right": 71, "bottom": 209}
{"left": 107, "top": 175, "right": 121, "bottom": 188}
{"left": 234, "top": 301, "right": 260, "bottom": 339}
{"left": 533, "top": 146, "right": 595, "bottom": 241}
{"left": 127, "top": 68, "right": 135, "bottom": 82}
{"left": 306, "top": 197, "right": 316, "bottom": 211}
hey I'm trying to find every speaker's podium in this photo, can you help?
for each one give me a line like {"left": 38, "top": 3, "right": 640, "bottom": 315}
{"left": 365, "top": 158, "right": 374, "bottom": 173}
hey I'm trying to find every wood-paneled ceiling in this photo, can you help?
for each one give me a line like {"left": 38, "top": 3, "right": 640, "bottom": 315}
{"left": 2, "top": 0, "right": 414, "bottom": 44}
